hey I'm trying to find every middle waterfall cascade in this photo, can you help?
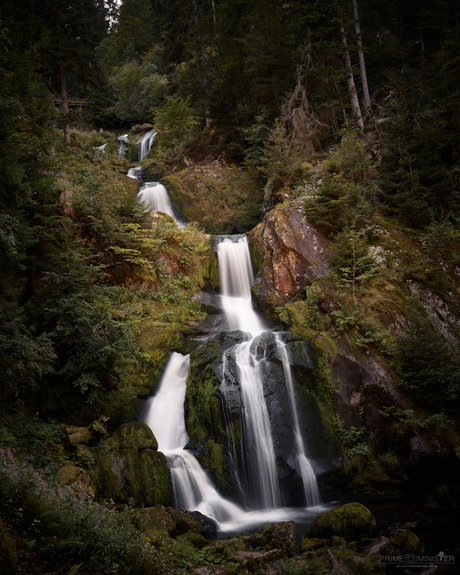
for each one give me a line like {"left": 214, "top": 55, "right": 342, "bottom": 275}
{"left": 144, "top": 235, "right": 323, "bottom": 533}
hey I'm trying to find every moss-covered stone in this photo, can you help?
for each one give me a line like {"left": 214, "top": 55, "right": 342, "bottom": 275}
{"left": 163, "top": 160, "right": 263, "bottom": 234}
{"left": 130, "top": 505, "right": 177, "bottom": 537}
{"left": 380, "top": 529, "right": 424, "bottom": 556}
{"left": 301, "top": 537, "right": 330, "bottom": 553}
{"left": 95, "top": 422, "right": 169, "bottom": 506}
{"left": 307, "top": 503, "right": 378, "bottom": 540}
{"left": 57, "top": 463, "right": 96, "bottom": 497}
{"left": 165, "top": 507, "right": 202, "bottom": 535}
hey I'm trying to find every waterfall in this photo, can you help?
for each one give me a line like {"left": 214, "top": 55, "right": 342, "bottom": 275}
{"left": 218, "top": 237, "right": 280, "bottom": 508}
{"left": 276, "top": 335, "right": 320, "bottom": 506}
{"left": 217, "top": 236, "right": 319, "bottom": 508}
{"left": 144, "top": 235, "right": 323, "bottom": 534}
{"left": 138, "top": 182, "right": 186, "bottom": 228}
{"left": 143, "top": 353, "right": 243, "bottom": 525}
{"left": 217, "top": 237, "right": 264, "bottom": 333}
{"left": 117, "top": 134, "right": 129, "bottom": 157}
{"left": 137, "top": 129, "right": 156, "bottom": 161}
{"left": 127, "top": 166, "right": 143, "bottom": 180}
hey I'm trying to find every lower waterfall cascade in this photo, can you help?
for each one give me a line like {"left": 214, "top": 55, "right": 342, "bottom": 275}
{"left": 143, "top": 235, "right": 325, "bottom": 533}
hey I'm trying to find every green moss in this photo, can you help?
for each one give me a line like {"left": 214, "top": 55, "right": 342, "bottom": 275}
{"left": 300, "top": 537, "right": 329, "bottom": 553}
{"left": 163, "top": 162, "right": 263, "bottom": 234}
{"left": 95, "top": 422, "right": 169, "bottom": 506}
{"left": 307, "top": 503, "right": 378, "bottom": 540}
{"left": 202, "top": 439, "right": 226, "bottom": 489}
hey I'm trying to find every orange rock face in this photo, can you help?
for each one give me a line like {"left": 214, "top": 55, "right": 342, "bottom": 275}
{"left": 252, "top": 200, "right": 329, "bottom": 313}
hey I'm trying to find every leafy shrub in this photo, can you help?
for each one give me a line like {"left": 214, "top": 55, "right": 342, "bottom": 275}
{"left": 0, "top": 446, "right": 177, "bottom": 575}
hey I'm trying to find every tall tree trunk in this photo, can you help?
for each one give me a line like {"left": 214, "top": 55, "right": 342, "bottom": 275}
{"left": 351, "top": 0, "right": 371, "bottom": 112}
{"left": 339, "top": 23, "right": 364, "bottom": 133}
{"left": 59, "top": 63, "right": 71, "bottom": 145}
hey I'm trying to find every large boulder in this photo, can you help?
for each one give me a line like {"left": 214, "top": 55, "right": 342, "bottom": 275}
{"left": 306, "top": 503, "right": 378, "bottom": 540}
{"left": 95, "top": 421, "right": 169, "bottom": 506}
{"left": 251, "top": 200, "right": 329, "bottom": 314}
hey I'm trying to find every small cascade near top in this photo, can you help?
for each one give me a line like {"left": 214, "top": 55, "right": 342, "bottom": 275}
{"left": 117, "top": 134, "right": 129, "bottom": 157}
{"left": 137, "top": 129, "right": 156, "bottom": 161}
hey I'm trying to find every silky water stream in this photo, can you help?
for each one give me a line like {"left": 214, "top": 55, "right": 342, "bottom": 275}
{"left": 144, "top": 235, "right": 328, "bottom": 535}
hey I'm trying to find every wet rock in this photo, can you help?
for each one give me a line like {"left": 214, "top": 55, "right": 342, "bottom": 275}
{"left": 409, "top": 435, "right": 437, "bottom": 471}
{"left": 165, "top": 507, "right": 202, "bottom": 535}
{"left": 363, "top": 535, "right": 389, "bottom": 556}
{"left": 251, "top": 200, "right": 329, "bottom": 314}
{"left": 306, "top": 503, "right": 378, "bottom": 540}
{"left": 316, "top": 546, "right": 357, "bottom": 575}
{"left": 189, "top": 510, "right": 218, "bottom": 539}
{"left": 380, "top": 529, "right": 424, "bottom": 556}
{"left": 95, "top": 421, "right": 169, "bottom": 506}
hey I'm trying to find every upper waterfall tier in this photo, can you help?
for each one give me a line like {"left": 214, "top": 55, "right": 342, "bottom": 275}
{"left": 217, "top": 237, "right": 264, "bottom": 333}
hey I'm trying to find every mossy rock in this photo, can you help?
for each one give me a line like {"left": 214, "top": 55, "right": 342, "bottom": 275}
{"left": 165, "top": 507, "right": 202, "bottom": 535}
{"left": 0, "top": 518, "right": 17, "bottom": 575}
{"left": 380, "top": 529, "right": 424, "bottom": 556}
{"left": 57, "top": 463, "right": 96, "bottom": 497}
{"left": 176, "top": 531, "right": 210, "bottom": 548}
{"left": 332, "top": 535, "right": 347, "bottom": 547}
{"left": 163, "top": 161, "right": 262, "bottom": 234}
{"left": 306, "top": 503, "right": 378, "bottom": 540}
{"left": 130, "top": 506, "right": 177, "bottom": 537}
{"left": 113, "top": 421, "right": 159, "bottom": 450}
{"left": 301, "top": 537, "right": 330, "bottom": 553}
{"left": 95, "top": 422, "right": 169, "bottom": 506}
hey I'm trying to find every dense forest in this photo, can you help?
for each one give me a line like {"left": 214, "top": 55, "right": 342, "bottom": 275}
{"left": 1, "top": 0, "right": 460, "bottom": 573}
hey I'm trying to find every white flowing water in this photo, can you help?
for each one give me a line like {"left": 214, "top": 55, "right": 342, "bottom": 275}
{"left": 217, "top": 236, "right": 319, "bottom": 508}
{"left": 138, "top": 182, "right": 185, "bottom": 228}
{"left": 276, "top": 335, "right": 320, "bottom": 506}
{"left": 217, "top": 237, "right": 264, "bottom": 333}
{"left": 218, "top": 237, "right": 280, "bottom": 508}
{"left": 117, "top": 134, "right": 129, "bottom": 157}
{"left": 144, "top": 353, "right": 243, "bottom": 524}
{"left": 137, "top": 129, "right": 156, "bottom": 160}
{"left": 138, "top": 182, "right": 175, "bottom": 215}
{"left": 127, "top": 166, "right": 143, "bottom": 180}
{"left": 144, "top": 235, "right": 323, "bottom": 533}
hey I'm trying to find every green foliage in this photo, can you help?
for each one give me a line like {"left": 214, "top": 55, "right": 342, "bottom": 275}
{"left": 304, "top": 134, "right": 376, "bottom": 234}
{"left": 379, "top": 97, "right": 455, "bottom": 227}
{"left": 0, "top": 446, "right": 178, "bottom": 575}
{"left": 109, "top": 58, "right": 169, "bottom": 124}
{"left": 329, "top": 227, "right": 381, "bottom": 298}
{"left": 151, "top": 96, "right": 200, "bottom": 169}
{"left": 395, "top": 298, "right": 460, "bottom": 409}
